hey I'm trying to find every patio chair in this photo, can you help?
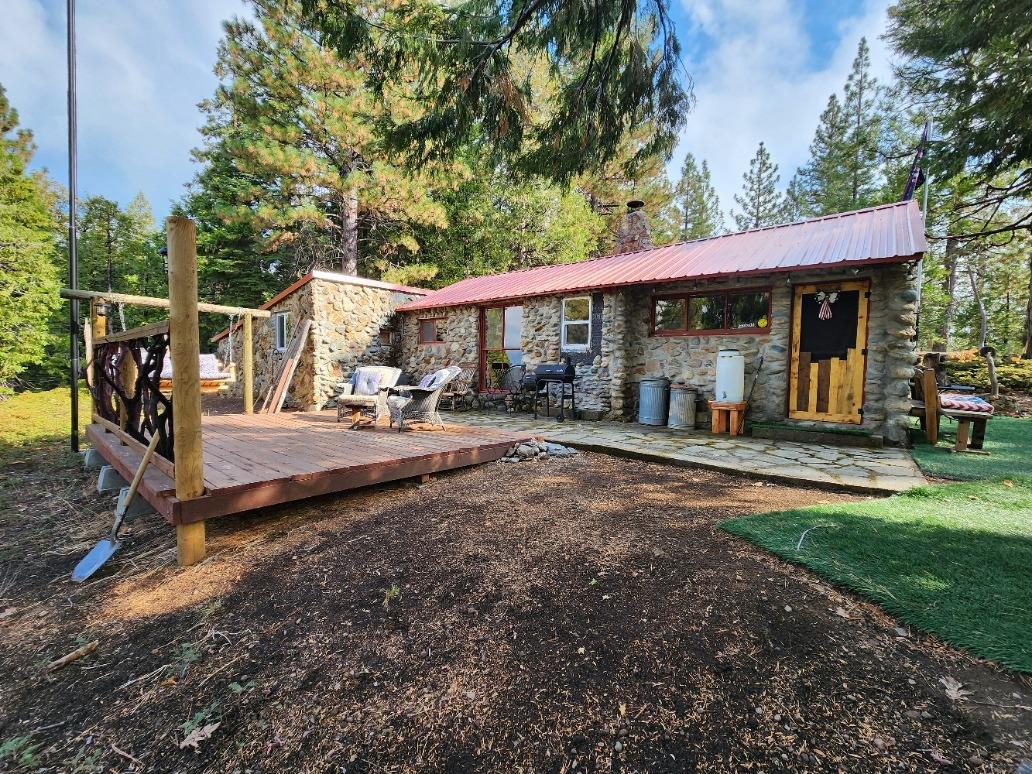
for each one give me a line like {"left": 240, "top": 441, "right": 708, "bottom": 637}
{"left": 387, "top": 366, "right": 462, "bottom": 431}
{"left": 335, "top": 366, "right": 402, "bottom": 428}
{"left": 441, "top": 364, "right": 477, "bottom": 411}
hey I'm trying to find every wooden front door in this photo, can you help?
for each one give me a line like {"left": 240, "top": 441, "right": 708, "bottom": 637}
{"left": 788, "top": 280, "right": 869, "bottom": 424}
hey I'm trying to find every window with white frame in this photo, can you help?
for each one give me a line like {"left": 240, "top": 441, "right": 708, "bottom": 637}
{"left": 561, "top": 296, "right": 591, "bottom": 351}
{"left": 273, "top": 312, "right": 289, "bottom": 352}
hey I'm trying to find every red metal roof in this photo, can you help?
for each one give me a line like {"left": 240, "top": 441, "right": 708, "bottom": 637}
{"left": 398, "top": 201, "right": 927, "bottom": 312}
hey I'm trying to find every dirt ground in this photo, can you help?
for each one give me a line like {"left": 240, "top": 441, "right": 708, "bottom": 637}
{"left": 1, "top": 436, "right": 1031, "bottom": 772}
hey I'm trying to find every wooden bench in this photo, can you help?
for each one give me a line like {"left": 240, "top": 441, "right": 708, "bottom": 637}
{"left": 910, "top": 367, "right": 990, "bottom": 451}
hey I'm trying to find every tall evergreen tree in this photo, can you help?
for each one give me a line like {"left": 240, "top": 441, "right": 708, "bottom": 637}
{"left": 301, "top": 0, "right": 691, "bottom": 183}
{"left": 0, "top": 84, "right": 60, "bottom": 393}
{"left": 195, "top": 0, "right": 456, "bottom": 276}
{"left": 840, "top": 39, "right": 883, "bottom": 208}
{"left": 733, "top": 142, "right": 785, "bottom": 230}
{"left": 790, "top": 39, "right": 885, "bottom": 217}
{"left": 888, "top": 0, "right": 1032, "bottom": 239}
{"left": 674, "top": 153, "right": 723, "bottom": 239}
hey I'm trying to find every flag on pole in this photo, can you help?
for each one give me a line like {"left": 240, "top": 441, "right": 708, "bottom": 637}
{"left": 901, "top": 120, "right": 930, "bottom": 201}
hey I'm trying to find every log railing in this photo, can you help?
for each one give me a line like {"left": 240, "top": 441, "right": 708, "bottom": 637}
{"left": 61, "top": 217, "right": 269, "bottom": 566}
{"left": 91, "top": 320, "right": 175, "bottom": 466}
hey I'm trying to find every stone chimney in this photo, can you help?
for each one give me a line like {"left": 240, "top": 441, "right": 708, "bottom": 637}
{"left": 615, "top": 200, "right": 653, "bottom": 254}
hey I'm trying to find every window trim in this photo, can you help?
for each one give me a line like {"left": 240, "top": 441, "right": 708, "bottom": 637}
{"left": 650, "top": 287, "right": 773, "bottom": 336}
{"left": 273, "top": 311, "right": 289, "bottom": 352}
{"left": 560, "top": 296, "right": 592, "bottom": 352}
{"left": 479, "top": 303, "right": 524, "bottom": 392}
{"left": 417, "top": 317, "right": 447, "bottom": 345}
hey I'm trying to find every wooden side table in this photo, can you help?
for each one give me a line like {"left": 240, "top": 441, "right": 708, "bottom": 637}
{"left": 708, "top": 400, "right": 748, "bottom": 437}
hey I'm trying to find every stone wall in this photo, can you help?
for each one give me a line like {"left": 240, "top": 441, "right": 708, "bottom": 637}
{"left": 397, "top": 305, "right": 480, "bottom": 382}
{"left": 310, "top": 281, "right": 417, "bottom": 409}
{"left": 619, "top": 266, "right": 918, "bottom": 443}
{"left": 217, "top": 282, "right": 317, "bottom": 410}
{"left": 217, "top": 277, "right": 420, "bottom": 411}
{"left": 621, "top": 279, "right": 792, "bottom": 423}
{"left": 394, "top": 264, "right": 918, "bottom": 442}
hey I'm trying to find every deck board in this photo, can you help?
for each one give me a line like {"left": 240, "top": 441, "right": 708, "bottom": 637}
{"left": 87, "top": 411, "right": 529, "bottom": 525}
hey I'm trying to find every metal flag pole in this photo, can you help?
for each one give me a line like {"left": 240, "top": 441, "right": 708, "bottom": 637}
{"left": 67, "top": 0, "right": 80, "bottom": 451}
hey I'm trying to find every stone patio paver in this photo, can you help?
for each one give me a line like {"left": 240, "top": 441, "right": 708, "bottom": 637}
{"left": 445, "top": 412, "right": 927, "bottom": 493}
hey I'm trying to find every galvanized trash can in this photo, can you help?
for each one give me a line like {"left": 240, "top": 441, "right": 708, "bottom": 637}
{"left": 667, "top": 384, "right": 698, "bottom": 429}
{"left": 638, "top": 377, "right": 671, "bottom": 425}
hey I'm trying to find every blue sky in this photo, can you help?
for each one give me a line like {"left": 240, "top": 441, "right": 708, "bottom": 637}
{"left": 2, "top": 0, "right": 894, "bottom": 223}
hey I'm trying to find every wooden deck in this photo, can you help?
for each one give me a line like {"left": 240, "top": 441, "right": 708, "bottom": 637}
{"left": 86, "top": 412, "right": 530, "bottom": 525}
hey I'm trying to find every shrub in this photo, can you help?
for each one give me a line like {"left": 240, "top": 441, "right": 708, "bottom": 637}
{"left": 944, "top": 356, "right": 1032, "bottom": 392}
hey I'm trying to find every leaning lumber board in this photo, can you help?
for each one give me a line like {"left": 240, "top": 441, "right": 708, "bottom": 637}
{"left": 95, "top": 319, "right": 170, "bottom": 345}
{"left": 264, "top": 318, "right": 312, "bottom": 414}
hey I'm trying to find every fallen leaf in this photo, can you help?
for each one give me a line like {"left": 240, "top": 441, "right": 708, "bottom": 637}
{"left": 929, "top": 750, "right": 953, "bottom": 765}
{"left": 833, "top": 606, "right": 854, "bottom": 619}
{"left": 1003, "top": 479, "right": 1014, "bottom": 487}
{"left": 180, "top": 722, "right": 220, "bottom": 750}
{"left": 939, "top": 676, "right": 972, "bottom": 701}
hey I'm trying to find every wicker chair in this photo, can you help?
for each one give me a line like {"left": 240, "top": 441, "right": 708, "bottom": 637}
{"left": 441, "top": 364, "right": 477, "bottom": 410}
{"left": 387, "top": 366, "right": 462, "bottom": 431}
{"left": 335, "top": 366, "right": 401, "bottom": 428}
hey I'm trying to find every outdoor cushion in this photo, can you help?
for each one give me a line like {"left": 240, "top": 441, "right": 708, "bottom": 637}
{"left": 417, "top": 373, "right": 437, "bottom": 389}
{"left": 354, "top": 369, "right": 381, "bottom": 396}
{"left": 940, "top": 394, "right": 994, "bottom": 414}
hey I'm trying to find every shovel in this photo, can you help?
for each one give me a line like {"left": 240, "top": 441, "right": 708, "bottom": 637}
{"left": 72, "top": 430, "right": 161, "bottom": 582}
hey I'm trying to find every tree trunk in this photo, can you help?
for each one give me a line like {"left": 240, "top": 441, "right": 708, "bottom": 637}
{"left": 1023, "top": 251, "right": 1032, "bottom": 359}
{"left": 966, "top": 264, "right": 989, "bottom": 348}
{"left": 341, "top": 185, "right": 358, "bottom": 276}
{"left": 938, "top": 237, "right": 959, "bottom": 348}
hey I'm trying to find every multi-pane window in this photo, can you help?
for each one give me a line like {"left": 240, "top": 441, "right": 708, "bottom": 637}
{"left": 481, "top": 305, "right": 524, "bottom": 389}
{"left": 651, "top": 289, "right": 771, "bottom": 335}
{"left": 274, "top": 312, "right": 289, "bottom": 351}
{"left": 418, "top": 318, "right": 446, "bottom": 344}
{"left": 561, "top": 296, "right": 591, "bottom": 351}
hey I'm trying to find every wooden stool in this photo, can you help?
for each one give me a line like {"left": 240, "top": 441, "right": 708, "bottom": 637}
{"left": 708, "top": 400, "right": 748, "bottom": 437}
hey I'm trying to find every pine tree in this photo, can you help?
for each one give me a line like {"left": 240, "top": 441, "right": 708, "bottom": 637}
{"left": 790, "top": 39, "right": 885, "bottom": 217}
{"left": 674, "top": 154, "right": 723, "bottom": 239}
{"left": 733, "top": 142, "right": 785, "bottom": 230}
{"left": 840, "top": 39, "right": 883, "bottom": 209}
{"left": 195, "top": 0, "right": 456, "bottom": 277}
{"left": 302, "top": 0, "right": 691, "bottom": 183}
{"left": 0, "top": 84, "right": 60, "bottom": 393}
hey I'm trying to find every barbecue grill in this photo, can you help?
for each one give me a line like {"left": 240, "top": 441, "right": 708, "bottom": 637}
{"left": 525, "top": 358, "right": 577, "bottom": 421}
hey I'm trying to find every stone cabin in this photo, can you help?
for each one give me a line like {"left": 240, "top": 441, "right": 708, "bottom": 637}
{"left": 212, "top": 270, "right": 427, "bottom": 411}
{"left": 393, "top": 200, "right": 928, "bottom": 445}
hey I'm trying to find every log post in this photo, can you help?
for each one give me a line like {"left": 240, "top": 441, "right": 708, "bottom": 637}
{"left": 167, "top": 216, "right": 206, "bottom": 566}
{"left": 118, "top": 346, "right": 137, "bottom": 429}
{"left": 242, "top": 313, "right": 254, "bottom": 414}
{"left": 89, "top": 301, "right": 106, "bottom": 419}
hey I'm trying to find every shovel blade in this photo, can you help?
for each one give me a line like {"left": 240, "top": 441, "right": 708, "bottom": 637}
{"left": 71, "top": 538, "right": 122, "bottom": 582}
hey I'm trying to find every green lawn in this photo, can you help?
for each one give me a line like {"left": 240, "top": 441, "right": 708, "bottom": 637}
{"left": 910, "top": 415, "right": 1032, "bottom": 480}
{"left": 723, "top": 480, "right": 1032, "bottom": 672}
{"left": 0, "top": 387, "right": 89, "bottom": 464}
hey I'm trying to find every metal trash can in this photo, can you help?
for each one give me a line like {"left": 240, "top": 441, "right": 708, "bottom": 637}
{"left": 668, "top": 384, "right": 698, "bottom": 429}
{"left": 638, "top": 377, "right": 671, "bottom": 425}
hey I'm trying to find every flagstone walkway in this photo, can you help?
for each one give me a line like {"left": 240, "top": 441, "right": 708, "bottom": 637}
{"left": 445, "top": 412, "right": 927, "bottom": 493}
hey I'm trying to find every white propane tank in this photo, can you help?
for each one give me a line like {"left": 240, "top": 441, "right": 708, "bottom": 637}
{"left": 715, "top": 349, "right": 745, "bottom": 402}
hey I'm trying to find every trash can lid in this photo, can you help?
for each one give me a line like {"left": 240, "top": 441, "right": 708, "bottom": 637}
{"left": 671, "top": 384, "right": 698, "bottom": 392}
{"left": 640, "top": 377, "right": 671, "bottom": 385}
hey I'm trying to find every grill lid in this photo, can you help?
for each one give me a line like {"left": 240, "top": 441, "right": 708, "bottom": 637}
{"left": 533, "top": 360, "right": 575, "bottom": 382}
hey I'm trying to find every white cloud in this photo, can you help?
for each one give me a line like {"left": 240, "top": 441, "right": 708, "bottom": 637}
{"left": 0, "top": 0, "right": 248, "bottom": 217}
{"left": 673, "top": 0, "right": 895, "bottom": 221}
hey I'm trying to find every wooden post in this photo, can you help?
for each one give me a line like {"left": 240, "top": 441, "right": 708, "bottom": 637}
{"left": 118, "top": 348, "right": 137, "bottom": 429}
{"left": 242, "top": 313, "right": 254, "bottom": 414}
{"left": 89, "top": 301, "right": 106, "bottom": 419}
{"left": 167, "top": 216, "right": 206, "bottom": 566}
